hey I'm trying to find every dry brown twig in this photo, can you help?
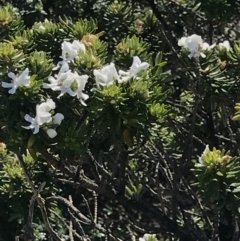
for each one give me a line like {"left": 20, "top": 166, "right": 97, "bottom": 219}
{"left": 16, "top": 152, "right": 63, "bottom": 241}
{"left": 49, "top": 209, "right": 83, "bottom": 241}
{"left": 69, "top": 195, "right": 75, "bottom": 241}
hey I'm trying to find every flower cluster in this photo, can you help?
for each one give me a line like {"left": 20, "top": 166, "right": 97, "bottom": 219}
{"left": 94, "top": 56, "right": 149, "bottom": 87}
{"left": 178, "top": 34, "right": 231, "bottom": 58}
{"left": 43, "top": 62, "right": 89, "bottom": 105}
{"left": 22, "top": 99, "right": 64, "bottom": 138}
{"left": 1, "top": 39, "right": 150, "bottom": 138}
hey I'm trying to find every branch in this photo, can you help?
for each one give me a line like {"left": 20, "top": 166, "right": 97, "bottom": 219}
{"left": 47, "top": 196, "right": 91, "bottom": 224}
{"left": 68, "top": 195, "right": 74, "bottom": 241}
{"left": 16, "top": 152, "right": 63, "bottom": 241}
{"left": 49, "top": 208, "right": 83, "bottom": 241}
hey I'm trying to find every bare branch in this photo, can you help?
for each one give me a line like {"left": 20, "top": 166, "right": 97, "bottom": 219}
{"left": 93, "top": 191, "right": 98, "bottom": 223}
{"left": 49, "top": 209, "right": 82, "bottom": 241}
{"left": 69, "top": 195, "right": 75, "bottom": 241}
{"left": 47, "top": 195, "right": 91, "bottom": 224}
{"left": 16, "top": 152, "right": 63, "bottom": 241}
{"left": 82, "top": 194, "right": 94, "bottom": 224}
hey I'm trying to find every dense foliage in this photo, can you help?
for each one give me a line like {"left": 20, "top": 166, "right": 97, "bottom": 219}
{"left": 1, "top": 0, "right": 240, "bottom": 241}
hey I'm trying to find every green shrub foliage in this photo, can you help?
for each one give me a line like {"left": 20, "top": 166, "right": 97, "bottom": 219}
{"left": 1, "top": 1, "right": 240, "bottom": 241}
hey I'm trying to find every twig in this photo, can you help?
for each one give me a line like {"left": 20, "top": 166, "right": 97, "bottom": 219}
{"left": 69, "top": 195, "right": 74, "bottom": 241}
{"left": 16, "top": 152, "right": 63, "bottom": 241}
{"left": 147, "top": 144, "right": 173, "bottom": 189}
{"left": 47, "top": 196, "right": 91, "bottom": 224}
{"left": 47, "top": 195, "right": 123, "bottom": 241}
{"left": 58, "top": 176, "right": 99, "bottom": 193}
{"left": 24, "top": 182, "right": 46, "bottom": 240}
{"left": 127, "top": 225, "right": 136, "bottom": 241}
{"left": 49, "top": 209, "right": 82, "bottom": 241}
{"left": 82, "top": 194, "right": 94, "bottom": 224}
{"left": 28, "top": 181, "right": 46, "bottom": 225}
{"left": 182, "top": 178, "right": 212, "bottom": 229}
{"left": 68, "top": 210, "right": 86, "bottom": 238}
{"left": 93, "top": 191, "right": 98, "bottom": 223}
{"left": 155, "top": 161, "right": 166, "bottom": 215}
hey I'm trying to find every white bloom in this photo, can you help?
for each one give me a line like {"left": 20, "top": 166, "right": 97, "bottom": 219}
{"left": 178, "top": 34, "right": 203, "bottom": 58}
{"left": 118, "top": 56, "right": 149, "bottom": 83}
{"left": 178, "top": 37, "right": 187, "bottom": 47}
{"left": 219, "top": 40, "right": 231, "bottom": 51}
{"left": 74, "top": 73, "right": 89, "bottom": 105}
{"left": 44, "top": 62, "right": 71, "bottom": 89}
{"left": 46, "top": 99, "right": 56, "bottom": 109}
{"left": 202, "top": 42, "right": 216, "bottom": 51}
{"left": 130, "top": 56, "right": 150, "bottom": 75}
{"left": 53, "top": 113, "right": 64, "bottom": 125}
{"left": 61, "top": 41, "right": 77, "bottom": 61}
{"left": 22, "top": 114, "right": 40, "bottom": 134}
{"left": 198, "top": 144, "right": 210, "bottom": 164}
{"left": 61, "top": 40, "right": 86, "bottom": 62}
{"left": 2, "top": 68, "right": 30, "bottom": 94}
{"left": 36, "top": 99, "right": 56, "bottom": 125}
{"left": 93, "top": 63, "right": 119, "bottom": 87}
{"left": 72, "top": 40, "right": 86, "bottom": 53}
{"left": 56, "top": 74, "right": 77, "bottom": 98}
{"left": 46, "top": 128, "right": 57, "bottom": 138}
{"left": 22, "top": 99, "right": 56, "bottom": 134}
{"left": 44, "top": 63, "right": 77, "bottom": 98}
{"left": 38, "top": 99, "right": 56, "bottom": 112}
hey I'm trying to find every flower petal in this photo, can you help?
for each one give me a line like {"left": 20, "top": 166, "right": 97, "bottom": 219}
{"left": 53, "top": 113, "right": 64, "bottom": 125}
{"left": 8, "top": 86, "right": 17, "bottom": 94}
{"left": 33, "top": 125, "right": 40, "bottom": 134}
{"left": 2, "top": 82, "right": 14, "bottom": 88}
{"left": 18, "top": 68, "right": 30, "bottom": 86}
{"left": 46, "top": 128, "right": 57, "bottom": 138}
{"left": 24, "top": 114, "right": 34, "bottom": 123}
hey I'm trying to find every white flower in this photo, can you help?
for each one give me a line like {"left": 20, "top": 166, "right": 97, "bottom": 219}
{"left": 46, "top": 128, "right": 57, "bottom": 138}
{"left": 44, "top": 62, "right": 71, "bottom": 89}
{"left": 178, "top": 36, "right": 187, "bottom": 47}
{"left": 118, "top": 56, "right": 149, "bottom": 83}
{"left": 22, "top": 99, "right": 56, "bottom": 134}
{"left": 219, "top": 40, "right": 231, "bottom": 51}
{"left": 178, "top": 34, "right": 203, "bottom": 58}
{"left": 56, "top": 74, "right": 77, "bottom": 98}
{"left": 53, "top": 113, "right": 64, "bottom": 125}
{"left": 202, "top": 42, "right": 216, "bottom": 51}
{"left": 93, "top": 63, "right": 119, "bottom": 87}
{"left": 130, "top": 56, "right": 150, "bottom": 75}
{"left": 22, "top": 114, "right": 40, "bottom": 134}
{"left": 74, "top": 73, "right": 89, "bottom": 105}
{"left": 72, "top": 40, "right": 86, "bottom": 53}
{"left": 45, "top": 99, "right": 56, "bottom": 109}
{"left": 36, "top": 99, "right": 56, "bottom": 125}
{"left": 198, "top": 144, "right": 210, "bottom": 164}
{"left": 61, "top": 40, "right": 86, "bottom": 62}
{"left": 2, "top": 68, "right": 30, "bottom": 94}
{"left": 43, "top": 63, "right": 77, "bottom": 98}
